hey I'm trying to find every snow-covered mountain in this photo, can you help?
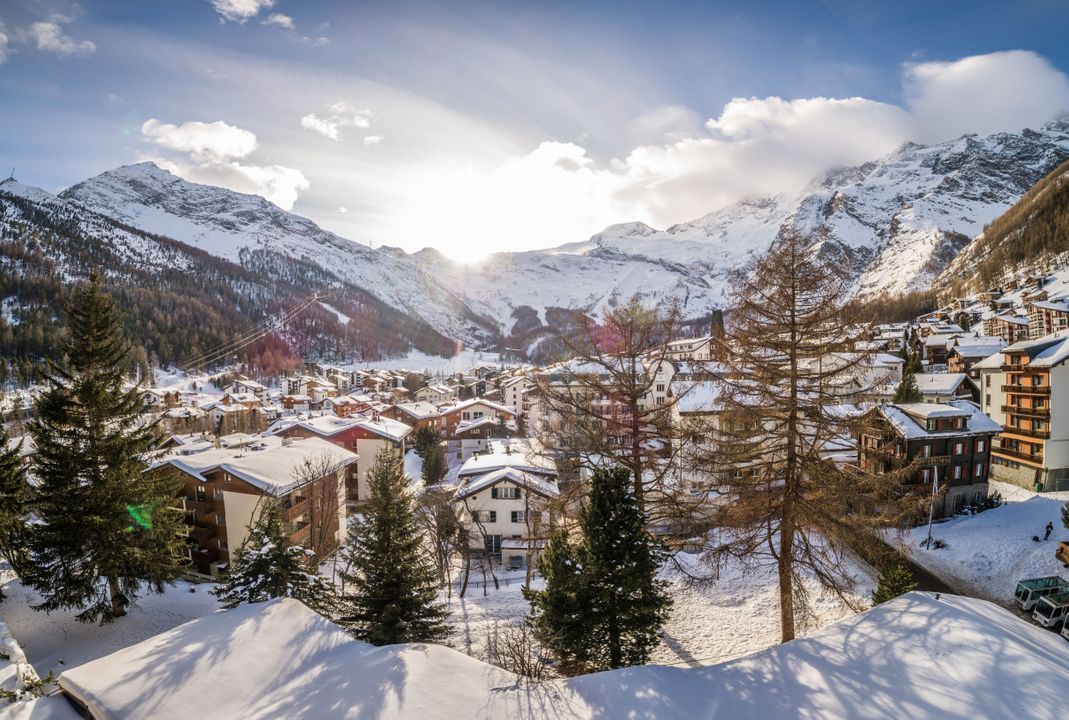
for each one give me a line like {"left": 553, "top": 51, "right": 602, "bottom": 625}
{"left": 62, "top": 163, "right": 499, "bottom": 347}
{"left": 427, "top": 121, "right": 1069, "bottom": 331}
{"left": 18, "top": 120, "right": 1069, "bottom": 361}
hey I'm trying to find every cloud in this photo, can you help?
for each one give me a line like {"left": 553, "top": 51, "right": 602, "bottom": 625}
{"left": 209, "top": 0, "right": 274, "bottom": 23}
{"left": 904, "top": 50, "right": 1069, "bottom": 144}
{"left": 263, "top": 13, "right": 294, "bottom": 30}
{"left": 0, "top": 19, "right": 9, "bottom": 63}
{"left": 300, "top": 103, "right": 373, "bottom": 141}
{"left": 27, "top": 17, "right": 95, "bottom": 57}
{"left": 140, "top": 118, "right": 308, "bottom": 210}
{"left": 396, "top": 50, "right": 1069, "bottom": 253}
{"left": 141, "top": 119, "right": 257, "bottom": 162}
{"left": 362, "top": 135, "right": 384, "bottom": 146}
{"left": 338, "top": 206, "right": 348, "bottom": 213}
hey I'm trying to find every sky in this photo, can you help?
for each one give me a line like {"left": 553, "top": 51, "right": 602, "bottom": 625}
{"left": 2, "top": 1, "right": 1069, "bottom": 262}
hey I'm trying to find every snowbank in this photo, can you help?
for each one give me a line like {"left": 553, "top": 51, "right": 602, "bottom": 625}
{"left": 50, "top": 593, "right": 1069, "bottom": 719}
{"left": 893, "top": 481, "right": 1069, "bottom": 605}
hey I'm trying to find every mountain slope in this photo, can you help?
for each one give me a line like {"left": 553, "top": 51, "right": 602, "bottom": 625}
{"left": 61, "top": 163, "right": 499, "bottom": 348}
{"left": 937, "top": 158, "right": 1069, "bottom": 293}
{"left": 0, "top": 179, "right": 468, "bottom": 373}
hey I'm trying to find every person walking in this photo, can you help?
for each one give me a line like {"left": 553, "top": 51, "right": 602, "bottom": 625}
{"left": 1044, "top": 522, "right": 1054, "bottom": 541}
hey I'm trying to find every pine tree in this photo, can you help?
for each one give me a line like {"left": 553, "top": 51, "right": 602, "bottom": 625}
{"left": 893, "top": 371, "right": 922, "bottom": 403}
{"left": 212, "top": 500, "right": 335, "bottom": 615}
{"left": 338, "top": 448, "right": 449, "bottom": 644}
{"left": 0, "top": 428, "right": 30, "bottom": 597}
{"left": 1062, "top": 500, "right": 1068, "bottom": 530}
{"left": 871, "top": 561, "right": 918, "bottom": 605}
{"left": 527, "top": 467, "right": 672, "bottom": 671}
{"left": 24, "top": 273, "right": 187, "bottom": 624}
{"left": 412, "top": 426, "right": 445, "bottom": 485}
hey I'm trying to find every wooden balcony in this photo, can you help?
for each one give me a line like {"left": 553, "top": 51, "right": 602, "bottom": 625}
{"left": 284, "top": 498, "right": 310, "bottom": 521}
{"left": 184, "top": 497, "right": 215, "bottom": 514}
{"left": 189, "top": 547, "right": 219, "bottom": 565}
{"left": 1001, "top": 405, "right": 1050, "bottom": 419}
{"left": 289, "top": 524, "right": 311, "bottom": 546}
{"left": 1002, "top": 384, "right": 1050, "bottom": 395}
{"left": 993, "top": 446, "right": 1043, "bottom": 464}
{"left": 1002, "top": 426, "right": 1051, "bottom": 440}
{"left": 188, "top": 524, "right": 217, "bottom": 543}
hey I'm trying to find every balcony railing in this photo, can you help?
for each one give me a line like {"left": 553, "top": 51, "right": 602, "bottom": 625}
{"left": 190, "top": 548, "right": 219, "bottom": 565}
{"left": 1000, "top": 364, "right": 1028, "bottom": 372}
{"left": 184, "top": 497, "right": 215, "bottom": 514}
{"left": 1001, "top": 426, "right": 1051, "bottom": 440}
{"left": 1002, "top": 384, "right": 1050, "bottom": 395}
{"left": 284, "top": 498, "right": 310, "bottom": 521}
{"left": 993, "top": 446, "right": 1044, "bottom": 464}
{"left": 1001, "top": 405, "right": 1050, "bottom": 418}
{"left": 188, "top": 524, "right": 217, "bottom": 543}
{"left": 289, "top": 524, "right": 311, "bottom": 546}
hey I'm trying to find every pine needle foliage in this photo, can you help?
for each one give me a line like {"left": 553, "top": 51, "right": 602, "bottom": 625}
{"left": 0, "top": 427, "right": 30, "bottom": 593}
{"left": 871, "top": 561, "right": 918, "bottom": 605}
{"left": 212, "top": 500, "right": 336, "bottom": 615}
{"left": 527, "top": 467, "right": 671, "bottom": 672}
{"left": 338, "top": 448, "right": 449, "bottom": 644}
{"left": 24, "top": 272, "right": 187, "bottom": 624}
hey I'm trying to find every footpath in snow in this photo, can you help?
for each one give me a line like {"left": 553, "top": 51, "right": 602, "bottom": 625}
{"left": 892, "top": 481, "right": 1069, "bottom": 606}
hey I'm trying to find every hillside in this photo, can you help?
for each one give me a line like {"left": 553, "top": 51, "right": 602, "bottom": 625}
{"left": 938, "top": 158, "right": 1069, "bottom": 294}
{"left": 0, "top": 179, "right": 468, "bottom": 379}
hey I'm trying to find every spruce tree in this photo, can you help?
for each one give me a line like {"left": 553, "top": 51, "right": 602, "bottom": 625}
{"left": 527, "top": 467, "right": 672, "bottom": 671}
{"left": 25, "top": 273, "right": 187, "bottom": 624}
{"left": 871, "top": 560, "right": 918, "bottom": 605}
{"left": 893, "top": 371, "right": 922, "bottom": 403}
{"left": 212, "top": 500, "right": 335, "bottom": 615}
{"left": 0, "top": 428, "right": 30, "bottom": 596}
{"left": 338, "top": 448, "right": 449, "bottom": 644}
{"left": 1061, "top": 500, "right": 1068, "bottom": 530}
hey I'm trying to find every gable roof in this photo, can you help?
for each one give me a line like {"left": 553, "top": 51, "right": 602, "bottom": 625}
{"left": 439, "top": 398, "right": 515, "bottom": 417}
{"left": 454, "top": 467, "right": 560, "bottom": 500}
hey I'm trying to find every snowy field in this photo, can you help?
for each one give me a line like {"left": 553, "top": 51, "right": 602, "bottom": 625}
{"left": 892, "top": 481, "right": 1069, "bottom": 606}
{"left": 348, "top": 349, "right": 525, "bottom": 375}
{"left": 442, "top": 548, "right": 876, "bottom": 668}
{"left": 0, "top": 572, "right": 220, "bottom": 678}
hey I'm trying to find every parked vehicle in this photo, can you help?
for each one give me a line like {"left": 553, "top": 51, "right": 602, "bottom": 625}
{"left": 1014, "top": 577, "right": 1069, "bottom": 611}
{"left": 1032, "top": 592, "right": 1069, "bottom": 628}
{"left": 1062, "top": 619, "right": 1069, "bottom": 642}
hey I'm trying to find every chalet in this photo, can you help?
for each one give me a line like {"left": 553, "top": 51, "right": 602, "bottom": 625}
{"left": 946, "top": 340, "right": 1006, "bottom": 380}
{"left": 220, "top": 392, "right": 261, "bottom": 409}
{"left": 322, "top": 395, "right": 363, "bottom": 418}
{"left": 223, "top": 378, "right": 269, "bottom": 401}
{"left": 142, "top": 388, "right": 181, "bottom": 410}
{"left": 382, "top": 401, "right": 441, "bottom": 431}
{"left": 157, "top": 405, "right": 208, "bottom": 435}
{"left": 857, "top": 401, "right": 1000, "bottom": 518}
{"left": 151, "top": 435, "right": 356, "bottom": 576}
{"left": 273, "top": 413, "right": 413, "bottom": 504}
{"left": 454, "top": 440, "right": 559, "bottom": 568}
{"left": 921, "top": 333, "right": 962, "bottom": 367}
{"left": 281, "top": 394, "right": 313, "bottom": 412}
{"left": 438, "top": 398, "right": 516, "bottom": 439}
{"left": 203, "top": 401, "right": 263, "bottom": 435}
{"left": 501, "top": 376, "right": 533, "bottom": 421}
{"left": 912, "top": 373, "right": 971, "bottom": 404}
{"left": 414, "top": 383, "right": 455, "bottom": 404}
{"left": 665, "top": 336, "right": 713, "bottom": 362}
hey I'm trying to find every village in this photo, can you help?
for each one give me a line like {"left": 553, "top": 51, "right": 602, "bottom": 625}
{"left": 0, "top": 256, "right": 1068, "bottom": 718}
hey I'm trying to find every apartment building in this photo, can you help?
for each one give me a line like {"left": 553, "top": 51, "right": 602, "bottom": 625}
{"left": 992, "top": 330, "right": 1069, "bottom": 491}
{"left": 153, "top": 435, "right": 357, "bottom": 576}
{"left": 1027, "top": 298, "right": 1069, "bottom": 340}
{"left": 857, "top": 401, "right": 1000, "bottom": 518}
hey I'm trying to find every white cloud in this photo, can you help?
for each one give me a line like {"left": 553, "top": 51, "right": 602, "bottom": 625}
{"left": 300, "top": 103, "right": 373, "bottom": 141}
{"left": 395, "top": 50, "right": 1069, "bottom": 254}
{"left": 209, "top": 0, "right": 274, "bottom": 23}
{"left": 904, "top": 50, "right": 1069, "bottom": 144}
{"left": 141, "top": 119, "right": 257, "bottom": 162}
{"left": 362, "top": 135, "right": 384, "bottom": 146}
{"left": 263, "top": 13, "right": 294, "bottom": 30}
{"left": 0, "top": 19, "right": 9, "bottom": 63}
{"left": 338, "top": 206, "right": 348, "bottom": 213}
{"left": 27, "top": 18, "right": 95, "bottom": 57}
{"left": 141, "top": 118, "right": 308, "bottom": 210}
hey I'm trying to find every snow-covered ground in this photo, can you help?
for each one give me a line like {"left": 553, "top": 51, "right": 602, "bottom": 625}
{"left": 442, "top": 547, "right": 876, "bottom": 668}
{"left": 0, "top": 572, "right": 220, "bottom": 678}
{"left": 892, "top": 481, "right": 1069, "bottom": 606}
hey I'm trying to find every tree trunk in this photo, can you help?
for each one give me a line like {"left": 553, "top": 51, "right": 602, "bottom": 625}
{"left": 108, "top": 575, "right": 126, "bottom": 618}
{"left": 777, "top": 513, "right": 796, "bottom": 643}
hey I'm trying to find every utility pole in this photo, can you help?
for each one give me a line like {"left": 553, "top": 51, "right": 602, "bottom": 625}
{"left": 923, "top": 463, "right": 940, "bottom": 549}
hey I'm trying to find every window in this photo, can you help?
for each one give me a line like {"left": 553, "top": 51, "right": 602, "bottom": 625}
{"left": 975, "top": 463, "right": 985, "bottom": 478}
{"left": 223, "top": 473, "right": 232, "bottom": 483}
{"left": 656, "top": 384, "right": 665, "bottom": 392}
{"left": 476, "top": 510, "right": 497, "bottom": 523}
{"left": 953, "top": 442, "right": 964, "bottom": 455}
{"left": 511, "top": 511, "right": 527, "bottom": 524}
{"left": 213, "top": 488, "right": 224, "bottom": 500}
{"left": 976, "top": 439, "right": 986, "bottom": 453}
{"left": 491, "top": 486, "right": 519, "bottom": 499}
{"left": 462, "top": 411, "right": 471, "bottom": 420}
{"left": 216, "top": 514, "right": 226, "bottom": 527}
{"left": 923, "top": 445, "right": 931, "bottom": 458}
{"left": 484, "top": 535, "right": 502, "bottom": 555}
{"left": 952, "top": 465, "right": 962, "bottom": 480}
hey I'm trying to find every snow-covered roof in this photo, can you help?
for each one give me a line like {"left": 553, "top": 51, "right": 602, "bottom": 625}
{"left": 392, "top": 401, "right": 440, "bottom": 420}
{"left": 973, "top": 351, "right": 1005, "bottom": 370}
{"left": 455, "top": 467, "right": 560, "bottom": 500}
{"left": 912, "top": 373, "right": 967, "bottom": 395}
{"left": 457, "top": 439, "right": 556, "bottom": 478}
{"left": 1027, "top": 335, "right": 1069, "bottom": 368}
{"left": 52, "top": 592, "right": 1069, "bottom": 720}
{"left": 279, "top": 413, "right": 413, "bottom": 442}
{"left": 878, "top": 400, "right": 1001, "bottom": 439}
{"left": 455, "top": 416, "right": 501, "bottom": 435}
{"left": 675, "top": 381, "right": 720, "bottom": 414}
{"left": 153, "top": 435, "right": 357, "bottom": 495}
{"left": 439, "top": 397, "right": 515, "bottom": 417}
